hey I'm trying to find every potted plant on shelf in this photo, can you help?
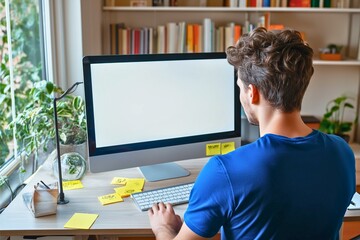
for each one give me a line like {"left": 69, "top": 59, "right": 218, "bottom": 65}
{"left": 319, "top": 95, "right": 358, "bottom": 143}
{"left": 319, "top": 44, "right": 343, "bottom": 61}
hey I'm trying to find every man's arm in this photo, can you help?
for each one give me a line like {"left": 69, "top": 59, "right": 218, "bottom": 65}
{"left": 148, "top": 202, "right": 209, "bottom": 240}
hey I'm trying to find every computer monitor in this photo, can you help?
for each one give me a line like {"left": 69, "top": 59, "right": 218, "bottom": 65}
{"left": 83, "top": 52, "right": 241, "bottom": 181}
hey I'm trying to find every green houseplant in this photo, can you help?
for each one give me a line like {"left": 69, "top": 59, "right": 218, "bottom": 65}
{"left": 10, "top": 80, "right": 87, "bottom": 173}
{"left": 319, "top": 96, "right": 358, "bottom": 142}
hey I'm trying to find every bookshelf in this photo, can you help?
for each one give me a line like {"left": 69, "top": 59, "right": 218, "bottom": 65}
{"left": 81, "top": 4, "right": 360, "bottom": 142}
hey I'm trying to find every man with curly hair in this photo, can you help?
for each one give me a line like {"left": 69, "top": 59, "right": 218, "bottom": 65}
{"left": 148, "top": 27, "right": 355, "bottom": 240}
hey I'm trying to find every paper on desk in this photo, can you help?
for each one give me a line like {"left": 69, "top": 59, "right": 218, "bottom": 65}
{"left": 114, "top": 186, "right": 142, "bottom": 198}
{"left": 126, "top": 178, "right": 145, "bottom": 190}
{"left": 64, "top": 213, "right": 99, "bottom": 229}
{"left": 348, "top": 192, "right": 360, "bottom": 210}
{"left": 63, "top": 180, "right": 84, "bottom": 190}
{"left": 111, "top": 177, "right": 128, "bottom": 185}
{"left": 98, "top": 193, "right": 123, "bottom": 205}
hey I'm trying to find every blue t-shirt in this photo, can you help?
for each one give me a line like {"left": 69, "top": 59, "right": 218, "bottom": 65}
{"left": 184, "top": 130, "right": 355, "bottom": 239}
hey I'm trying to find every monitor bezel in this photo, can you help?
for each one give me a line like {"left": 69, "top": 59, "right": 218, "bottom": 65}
{"left": 83, "top": 52, "right": 241, "bottom": 158}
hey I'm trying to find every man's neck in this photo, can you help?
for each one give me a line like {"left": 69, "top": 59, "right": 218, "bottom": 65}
{"left": 258, "top": 109, "right": 312, "bottom": 138}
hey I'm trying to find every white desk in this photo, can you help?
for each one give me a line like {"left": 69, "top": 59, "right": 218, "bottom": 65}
{"left": 0, "top": 156, "right": 359, "bottom": 237}
{"left": 0, "top": 158, "right": 204, "bottom": 237}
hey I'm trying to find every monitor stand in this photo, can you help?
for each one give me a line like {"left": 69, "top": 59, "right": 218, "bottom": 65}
{"left": 139, "top": 162, "right": 190, "bottom": 182}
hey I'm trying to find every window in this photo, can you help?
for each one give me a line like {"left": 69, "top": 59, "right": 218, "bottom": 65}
{"left": 0, "top": 0, "right": 48, "bottom": 174}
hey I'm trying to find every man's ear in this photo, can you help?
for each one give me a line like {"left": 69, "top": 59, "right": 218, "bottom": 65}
{"left": 248, "top": 84, "right": 260, "bottom": 104}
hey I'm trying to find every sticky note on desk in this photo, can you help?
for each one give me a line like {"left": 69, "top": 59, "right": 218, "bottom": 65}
{"left": 206, "top": 143, "right": 221, "bottom": 156}
{"left": 63, "top": 180, "right": 84, "bottom": 190}
{"left": 126, "top": 178, "right": 145, "bottom": 190}
{"left": 114, "top": 187, "right": 142, "bottom": 198}
{"left": 111, "top": 177, "right": 128, "bottom": 185}
{"left": 64, "top": 213, "right": 99, "bottom": 229}
{"left": 98, "top": 193, "right": 123, "bottom": 205}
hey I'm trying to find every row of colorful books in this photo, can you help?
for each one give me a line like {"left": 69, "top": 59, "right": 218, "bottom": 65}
{"left": 109, "top": 16, "right": 280, "bottom": 55}
{"left": 228, "top": 0, "right": 356, "bottom": 8}
{"left": 104, "top": 0, "right": 358, "bottom": 8}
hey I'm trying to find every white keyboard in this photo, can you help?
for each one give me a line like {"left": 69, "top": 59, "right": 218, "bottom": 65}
{"left": 131, "top": 182, "right": 194, "bottom": 211}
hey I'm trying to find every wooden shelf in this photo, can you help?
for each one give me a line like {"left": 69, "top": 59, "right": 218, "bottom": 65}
{"left": 103, "top": 6, "right": 360, "bottom": 13}
{"left": 313, "top": 59, "right": 360, "bottom": 66}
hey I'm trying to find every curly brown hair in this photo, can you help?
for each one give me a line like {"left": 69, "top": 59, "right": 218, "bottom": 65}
{"left": 226, "top": 27, "right": 314, "bottom": 112}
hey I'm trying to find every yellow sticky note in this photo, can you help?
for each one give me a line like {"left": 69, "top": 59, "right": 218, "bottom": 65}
{"left": 126, "top": 178, "right": 145, "bottom": 190}
{"left": 63, "top": 180, "right": 84, "bottom": 190}
{"left": 64, "top": 213, "right": 99, "bottom": 229}
{"left": 221, "top": 142, "right": 235, "bottom": 154}
{"left": 206, "top": 143, "right": 221, "bottom": 156}
{"left": 98, "top": 193, "right": 123, "bottom": 205}
{"left": 111, "top": 177, "right": 128, "bottom": 185}
{"left": 114, "top": 187, "right": 142, "bottom": 198}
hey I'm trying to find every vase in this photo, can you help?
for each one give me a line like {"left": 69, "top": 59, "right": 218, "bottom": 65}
{"left": 52, "top": 152, "right": 87, "bottom": 181}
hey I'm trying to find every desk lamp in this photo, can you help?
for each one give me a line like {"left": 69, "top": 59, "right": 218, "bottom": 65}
{"left": 53, "top": 81, "right": 83, "bottom": 204}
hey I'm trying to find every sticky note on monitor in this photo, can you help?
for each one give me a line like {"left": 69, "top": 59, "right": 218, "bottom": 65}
{"left": 206, "top": 143, "right": 221, "bottom": 156}
{"left": 221, "top": 142, "right": 235, "bottom": 154}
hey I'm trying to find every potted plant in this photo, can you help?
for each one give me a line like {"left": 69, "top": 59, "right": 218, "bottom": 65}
{"left": 56, "top": 90, "right": 87, "bottom": 158}
{"left": 10, "top": 80, "right": 87, "bottom": 175}
{"left": 319, "top": 44, "right": 343, "bottom": 61}
{"left": 319, "top": 95, "right": 358, "bottom": 142}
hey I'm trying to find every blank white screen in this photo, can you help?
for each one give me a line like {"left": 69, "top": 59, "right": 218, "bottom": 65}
{"left": 90, "top": 58, "right": 235, "bottom": 148}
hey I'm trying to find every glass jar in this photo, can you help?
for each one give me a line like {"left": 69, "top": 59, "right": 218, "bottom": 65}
{"left": 53, "top": 152, "right": 86, "bottom": 181}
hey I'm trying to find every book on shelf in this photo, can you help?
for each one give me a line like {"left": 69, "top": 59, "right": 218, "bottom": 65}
{"left": 157, "top": 25, "right": 166, "bottom": 54}
{"left": 318, "top": 0, "right": 331, "bottom": 7}
{"left": 105, "top": 0, "right": 152, "bottom": 6}
{"left": 203, "top": 18, "right": 213, "bottom": 52}
{"left": 108, "top": 15, "right": 279, "bottom": 55}
{"left": 110, "top": 23, "right": 125, "bottom": 54}
{"left": 207, "top": 0, "right": 225, "bottom": 6}
{"left": 351, "top": 0, "right": 360, "bottom": 8}
{"left": 186, "top": 24, "right": 194, "bottom": 53}
{"left": 334, "top": 0, "right": 350, "bottom": 8}
{"left": 177, "top": 0, "right": 207, "bottom": 6}
{"left": 166, "top": 22, "right": 178, "bottom": 53}
{"left": 263, "top": 0, "right": 271, "bottom": 7}
{"left": 288, "top": 0, "right": 311, "bottom": 7}
{"left": 216, "top": 26, "right": 225, "bottom": 52}
{"left": 239, "top": 0, "right": 247, "bottom": 7}
{"left": 177, "top": 21, "right": 187, "bottom": 53}
{"left": 193, "top": 24, "right": 202, "bottom": 53}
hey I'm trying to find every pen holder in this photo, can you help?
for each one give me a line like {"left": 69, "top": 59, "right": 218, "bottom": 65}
{"left": 22, "top": 182, "right": 58, "bottom": 218}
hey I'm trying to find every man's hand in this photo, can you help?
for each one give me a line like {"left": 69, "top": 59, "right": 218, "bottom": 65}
{"left": 148, "top": 202, "right": 183, "bottom": 240}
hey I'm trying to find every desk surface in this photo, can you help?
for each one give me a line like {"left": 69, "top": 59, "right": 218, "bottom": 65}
{"left": 0, "top": 158, "right": 204, "bottom": 237}
{"left": 1, "top": 155, "right": 360, "bottom": 237}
